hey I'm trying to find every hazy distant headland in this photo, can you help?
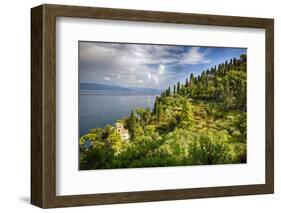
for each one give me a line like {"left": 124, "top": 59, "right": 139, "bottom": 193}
{"left": 80, "top": 82, "right": 162, "bottom": 94}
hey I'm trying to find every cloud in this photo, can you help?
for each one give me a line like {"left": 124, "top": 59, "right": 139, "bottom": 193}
{"left": 79, "top": 42, "right": 119, "bottom": 65}
{"left": 146, "top": 64, "right": 165, "bottom": 85}
{"left": 104, "top": 76, "right": 111, "bottom": 81}
{"left": 79, "top": 42, "right": 182, "bottom": 88}
{"left": 157, "top": 64, "right": 165, "bottom": 75}
{"left": 180, "top": 47, "right": 211, "bottom": 65}
{"left": 148, "top": 72, "right": 159, "bottom": 85}
{"left": 79, "top": 42, "right": 213, "bottom": 88}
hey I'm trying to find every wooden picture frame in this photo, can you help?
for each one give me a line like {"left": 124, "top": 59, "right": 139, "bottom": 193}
{"left": 31, "top": 4, "right": 274, "bottom": 208}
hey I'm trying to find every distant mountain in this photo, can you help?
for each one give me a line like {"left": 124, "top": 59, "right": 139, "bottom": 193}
{"left": 80, "top": 83, "right": 130, "bottom": 91}
{"left": 128, "top": 87, "right": 162, "bottom": 94}
{"left": 80, "top": 83, "right": 161, "bottom": 94}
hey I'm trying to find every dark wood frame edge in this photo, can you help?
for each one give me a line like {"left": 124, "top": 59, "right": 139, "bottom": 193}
{"left": 31, "top": 4, "right": 274, "bottom": 208}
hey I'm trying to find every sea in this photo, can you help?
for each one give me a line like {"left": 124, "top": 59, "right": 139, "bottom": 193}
{"left": 79, "top": 90, "right": 159, "bottom": 136}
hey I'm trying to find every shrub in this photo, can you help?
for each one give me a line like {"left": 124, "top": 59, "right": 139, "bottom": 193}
{"left": 188, "top": 131, "right": 234, "bottom": 165}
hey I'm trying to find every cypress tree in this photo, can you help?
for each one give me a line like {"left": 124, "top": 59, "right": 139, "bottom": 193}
{"left": 128, "top": 110, "right": 137, "bottom": 139}
{"left": 190, "top": 73, "right": 194, "bottom": 89}
{"left": 166, "top": 86, "right": 171, "bottom": 96}
{"left": 185, "top": 78, "right": 189, "bottom": 88}
{"left": 153, "top": 96, "right": 159, "bottom": 115}
{"left": 177, "top": 82, "right": 180, "bottom": 94}
{"left": 157, "top": 104, "right": 163, "bottom": 123}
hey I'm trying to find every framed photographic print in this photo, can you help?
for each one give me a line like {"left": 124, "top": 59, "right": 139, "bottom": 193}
{"left": 31, "top": 4, "right": 274, "bottom": 208}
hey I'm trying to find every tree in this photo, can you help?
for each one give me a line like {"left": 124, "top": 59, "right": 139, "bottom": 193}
{"left": 79, "top": 143, "right": 115, "bottom": 169}
{"left": 233, "top": 58, "right": 237, "bottom": 69}
{"left": 223, "top": 79, "right": 233, "bottom": 107}
{"left": 107, "top": 130, "right": 123, "bottom": 154}
{"left": 178, "top": 103, "right": 194, "bottom": 129}
{"left": 173, "top": 85, "right": 176, "bottom": 94}
{"left": 143, "top": 108, "right": 151, "bottom": 125}
{"left": 181, "top": 84, "right": 187, "bottom": 95}
{"left": 190, "top": 73, "right": 194, "bottom": 81}
{"left": 189, "top": 73, "right": 194, "bottom": 89}
{"left": 128, "top": 111, "right": 137, "bottom": 140}
{"left": 229, "top": 59, "right": 233, "bottom": 70}
{"left": 240, "top": 54, "right": 247, "bottom": 62}
{"left": 136, "top": 108, "right": 151, "bottom": 126}
{"left": 79, "top": 127, "right": 117, "bottom": 169}
{"left": 188, "top": 131, "right": 233, "bottom": 165}
{"left": 156, "top": 104, "right": 164, "bottom": 123}
{"left": 194, "top": 77, "right": 198, "bottom": 84}
{"left": 177, "top": 82, "right": 181, "bottom": 94}
{"left": 166, "top": 86, "right": 171, "bottom": 96}
{"left": 225, "top": 60, "right": 228, "bottom": 67}
{"left": 161, "top": 91, "right": 166, "bottom": 99}
{"left": 153, "top": 96, "right": 160, "bottom": 115}
{"left": 218, "top": 64, "right": 221, "bottom": 74}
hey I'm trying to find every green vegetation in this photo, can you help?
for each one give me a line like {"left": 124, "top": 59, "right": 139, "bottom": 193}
{"left": 79, "top": 54, "right": 247, "bottom": 170}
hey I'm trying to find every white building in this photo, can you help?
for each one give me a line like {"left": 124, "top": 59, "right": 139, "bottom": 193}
{"left": 115, "top": 123, "right": 130, "bottom": 140}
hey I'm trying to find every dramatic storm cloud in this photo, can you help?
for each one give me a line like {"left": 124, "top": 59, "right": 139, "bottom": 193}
{"left": 79, "top": 42, "right": 246, "bottom": 89}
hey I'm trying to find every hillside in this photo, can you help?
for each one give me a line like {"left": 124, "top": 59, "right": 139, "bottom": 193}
{"left": 79, "top": 54, "right": 247, "bottom": 170}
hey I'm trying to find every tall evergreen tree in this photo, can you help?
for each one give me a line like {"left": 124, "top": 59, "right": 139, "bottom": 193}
{"left": 156, "top": 104, "right": 163, "bottom": 123}
{"left": 153, "top": 96, "right": 159, "bottom": 115}
{"left": 128, "top": 110, "right": 137, "bottom": 140}
{"left": 189, "top": 73, "right": 195, "bottom": 89}
{"left": 223, "top": 79, "right": 233, "bottom": 106}
{"left": 240, "top": 54, "right": 247, "bottom": 62}
{"left": 233, "top": 58, "right": 237, "bottom": 69}
{"left": 166, "top": 86, "right": 171, "bottom": 96}
{"left": 185, "top": 78, "right": 189, "bottom": 88}
{"left": 177, "top": 82, "right": 181, "bottom": 94}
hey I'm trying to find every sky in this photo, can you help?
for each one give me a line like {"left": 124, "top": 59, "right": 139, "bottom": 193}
{"left": 79, "top": 41, "right": 246, "bottom": 89}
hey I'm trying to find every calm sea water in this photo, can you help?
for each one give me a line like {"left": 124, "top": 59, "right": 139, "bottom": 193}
{"left": 79, "top": 90, "right": 159, "bottom": 136}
